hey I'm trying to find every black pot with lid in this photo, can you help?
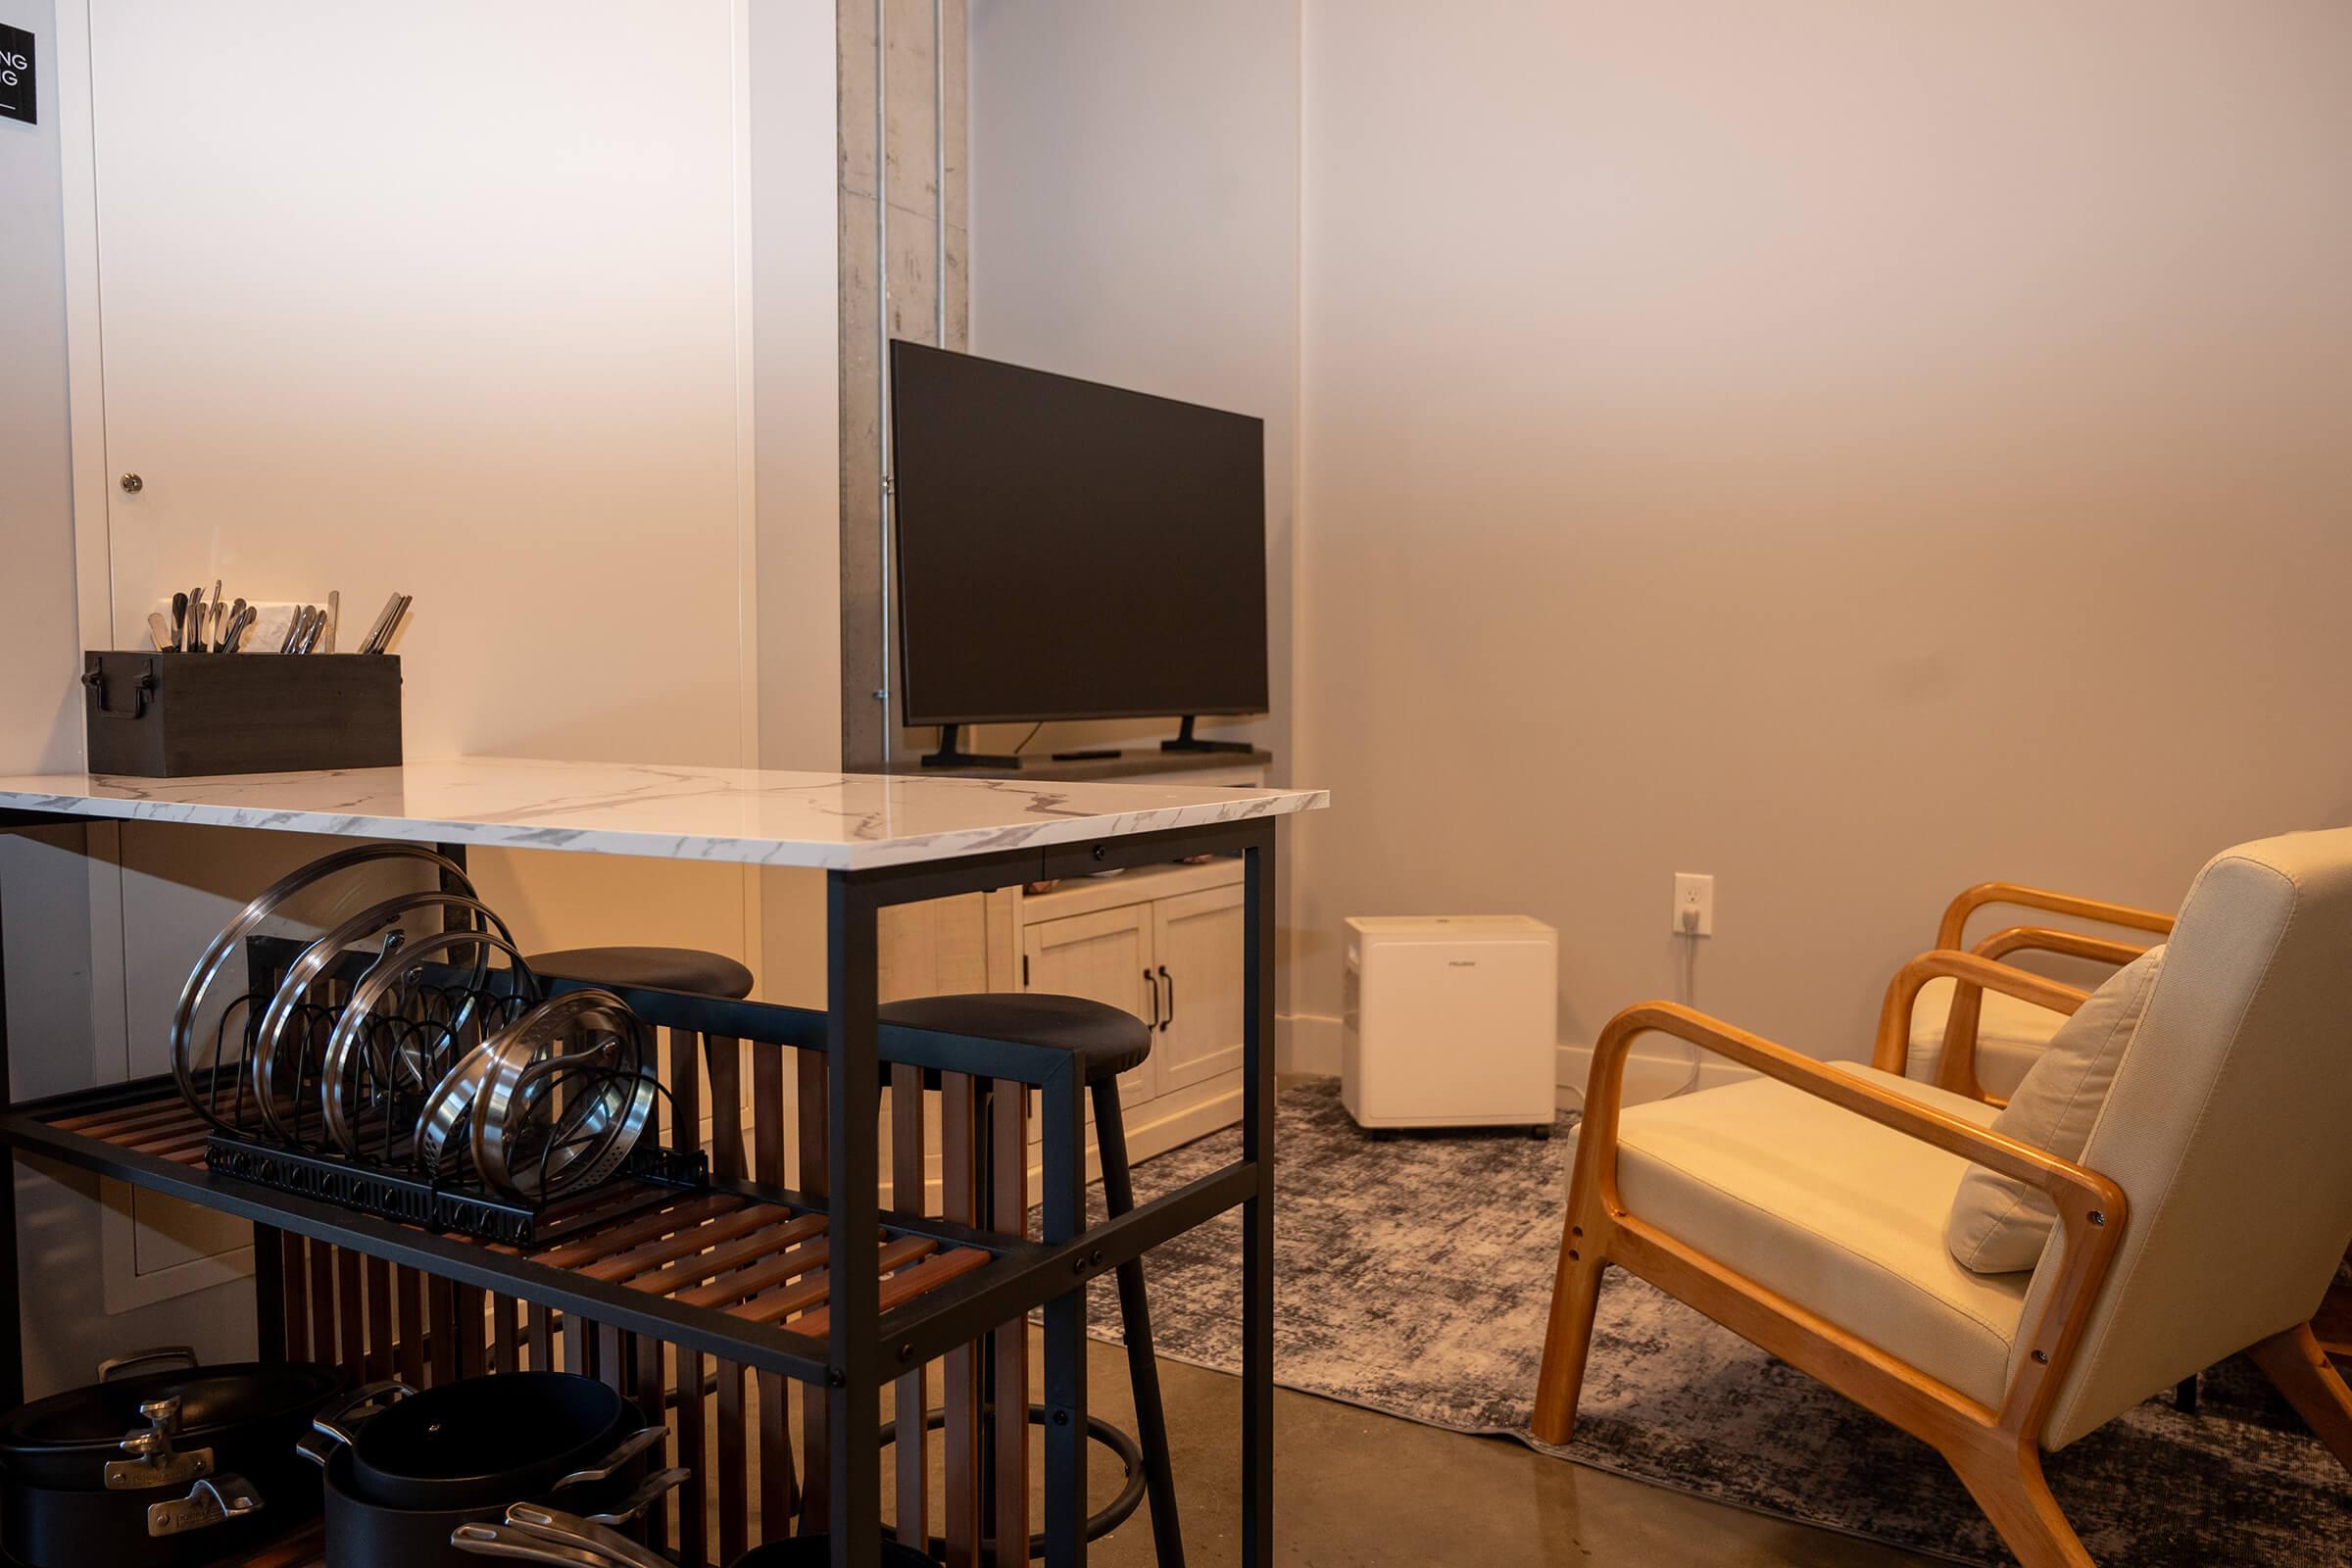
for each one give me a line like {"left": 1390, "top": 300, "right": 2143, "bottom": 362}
{"left": 301, "top": 1374, "right": 683, "bottom": 1568}
{"left": 307, "top": 1370, "right": 638, "bottom": 1510}
{"left": 0, "top": 1346, "right": 342, "bottom": 1568}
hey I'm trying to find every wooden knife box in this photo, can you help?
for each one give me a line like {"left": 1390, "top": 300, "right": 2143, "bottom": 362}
{"left": 81, "top": 651, "right": 403, "bottom": 777}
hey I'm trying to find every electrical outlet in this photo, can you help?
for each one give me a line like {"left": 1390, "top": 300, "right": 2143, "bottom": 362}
{"left": 1672, "top": 873, "right": 1714, "bottom": 937}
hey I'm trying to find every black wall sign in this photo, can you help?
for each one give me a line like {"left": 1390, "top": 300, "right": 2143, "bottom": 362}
{"left": 0, "top": 24, "right": 34, "bottom": 125}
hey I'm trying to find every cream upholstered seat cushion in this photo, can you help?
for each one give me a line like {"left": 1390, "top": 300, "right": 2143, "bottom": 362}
{"left": 1907, "top": 977, "right": 2068, "bottom": 1100}
{"left": 1576, "top": 1065, "right": 2029, "bottom": 1408}
{"left": 1946, "top": 948, "right": 2165, "bottom": 1275}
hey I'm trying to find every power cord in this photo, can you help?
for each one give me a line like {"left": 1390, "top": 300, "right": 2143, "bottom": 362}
{"left": 1564, "top": 905, "right": 1706, "bottom": 1121}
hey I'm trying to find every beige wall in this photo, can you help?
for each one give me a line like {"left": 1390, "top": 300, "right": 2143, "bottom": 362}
{"left": 964, "top": 0, "right": 1300, "bottom": 771}
{"left": 755, "top": 0, "right": 848, "bottom": 1006}
{"left": 1290, "top": 3, "right": 2352, "bottom": 1065}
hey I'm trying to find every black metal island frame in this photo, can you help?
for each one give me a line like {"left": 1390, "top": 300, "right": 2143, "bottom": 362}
{"left": 0, "top": 758, "right": 1328, "bottom": 1568}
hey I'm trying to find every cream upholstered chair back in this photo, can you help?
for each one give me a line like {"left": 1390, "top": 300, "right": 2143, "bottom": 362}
{"left": 2026, "top": 828, "right": 2352, "bottom": 1446}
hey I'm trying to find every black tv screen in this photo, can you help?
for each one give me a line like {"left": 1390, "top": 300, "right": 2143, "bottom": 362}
{"left": 889, "top": 341, "right": 1269, "bottom": 726}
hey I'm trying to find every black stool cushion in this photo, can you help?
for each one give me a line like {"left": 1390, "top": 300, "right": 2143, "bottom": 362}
{"left": 878, "top": 993, "right": 1152, "bottom": 1087}
{"left": 524, "top": 946, "right": 756, "bottom": 1001}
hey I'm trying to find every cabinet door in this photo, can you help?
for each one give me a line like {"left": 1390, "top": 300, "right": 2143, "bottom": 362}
{"left": 878, "top": 893, "right": 992, "bottom": 1002}
{"left": 1151, "top": 885, "right": 1247, "bottom": 1093}
{"left": 1021, "top": 905, "right": 1158, "bottom": 1107}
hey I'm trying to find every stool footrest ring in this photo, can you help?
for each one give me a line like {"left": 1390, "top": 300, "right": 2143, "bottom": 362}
{"left": 875, "top": 1402, "right": 1147, "bottom": 1561}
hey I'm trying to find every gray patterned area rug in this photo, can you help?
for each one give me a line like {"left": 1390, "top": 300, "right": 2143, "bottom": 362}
{"left": 1048, "top": 1077, "right": 2352, "bottom": 1567}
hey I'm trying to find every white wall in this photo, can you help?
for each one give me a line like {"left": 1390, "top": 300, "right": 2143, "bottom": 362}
{"left": 0, "top": 0, "right": 78, "bottom": 775}
{"left": 0, "top": 0, "right": 842, "bottom": 1392}
{"left": 964, "top": 0, "right": 1300, "bottom": 770}
{"left": 752, "top": 0, "right": 846, "bottom": 1005}
{"left": 1292, "top": 3, "right": 2352, "bottom": 1067}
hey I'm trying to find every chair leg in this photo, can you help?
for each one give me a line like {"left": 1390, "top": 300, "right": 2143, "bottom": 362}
{"left": 2250, "top": 1322, "right": 2352, "bottom": 1474}
{"left": 1532, "top": 1182, "right": 1608, "bottom": 1446}
{"left": 1945, "top": 1440, "right": 2095, "bottom": 1568}
{"left": 1092, "top": 1078, "right": 1186, "bottom": 1568}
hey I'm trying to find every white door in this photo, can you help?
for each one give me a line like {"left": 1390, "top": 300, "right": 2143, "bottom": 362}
{"left": 84, "top": 1, "right": 748, "bottom": 754}
{"left": 78, "top": 0, "right": 758, "bottom": 958}
{"left": 1022, "top": 905, "right": 1159, "bottom": 1115}
{"left": 1150, "top": 885, "right": 1247, "bottom": 1092}
{"left": 52, "top": 0, "right": 763, "bottom": 1345}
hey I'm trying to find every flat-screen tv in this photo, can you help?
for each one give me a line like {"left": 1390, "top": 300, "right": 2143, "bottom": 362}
{"left": 889, "top": 340, "right": 1268, "bottom": 728}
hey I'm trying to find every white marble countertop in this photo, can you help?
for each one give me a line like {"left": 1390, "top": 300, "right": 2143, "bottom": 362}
{"left": 0, "top": 757, "right": 1327, "bottom": 870}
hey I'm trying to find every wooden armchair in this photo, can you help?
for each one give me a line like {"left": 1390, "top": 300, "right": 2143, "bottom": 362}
{"left": 1906, "top": 881, "right": 2175, "bottom": 1104}
{"left": 1535, "top": 832, "right": 2352, "bottom": 1568}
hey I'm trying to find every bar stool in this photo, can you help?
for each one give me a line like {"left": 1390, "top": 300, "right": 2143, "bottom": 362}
{"left": 523, "top": 946, "right": 757, "bottom": 1001}
{"left": 878, "top": 992, "right": 1184, "bottom": 1568}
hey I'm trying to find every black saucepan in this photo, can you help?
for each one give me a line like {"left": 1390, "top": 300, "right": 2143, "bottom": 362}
{"left": 311, "top": 1413, "right": 674, "bottom": 1568}
{"left": 0, "top": 1348, "right": 341, "bottom": 1568}
{"left": 318, "top": 1372, "right": 635, "bottom": 1510}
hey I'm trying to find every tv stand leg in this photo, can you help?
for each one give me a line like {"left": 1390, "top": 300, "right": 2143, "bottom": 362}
{"left": 920, "top": 724, "right": 1024, "bottom": 771}
{"left": 1159, "top": 715, "right": 1254, "bottom": 755}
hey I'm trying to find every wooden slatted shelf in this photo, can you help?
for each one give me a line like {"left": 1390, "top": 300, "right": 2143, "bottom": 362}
{"left": 24, "top": 1084, "right": 994, "bottom": 1372}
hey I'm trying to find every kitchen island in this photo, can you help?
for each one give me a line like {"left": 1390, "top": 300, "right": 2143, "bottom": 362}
{"left": 0, "top": 758, "right": 1326, "bottom": 1568}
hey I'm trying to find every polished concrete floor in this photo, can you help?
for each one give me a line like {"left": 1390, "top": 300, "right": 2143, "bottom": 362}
{"left": 726, "top": 1327, "right": 1935, "bottom": 1563}
{"left": 872, "top": 1330, "right": 1937, "bottom": 1567}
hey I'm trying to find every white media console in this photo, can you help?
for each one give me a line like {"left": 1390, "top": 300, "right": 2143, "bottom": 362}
{"left": 877, "top": 752, "right": 1273, "bottom": 1190}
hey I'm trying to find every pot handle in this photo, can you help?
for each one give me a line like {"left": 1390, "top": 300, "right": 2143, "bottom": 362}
{"left": 546, "top": 1424, "right": 664, "bottom": 1492}
{"left": 504, "top": 1501, "right": 677, "bottom": 1568}
{"left": 296, "top": 1378, "right": 415, "bottom": 1468}
{"left": 144, "top": 1472, "right": 263, "bottom": 1539}
{"left": 576, "top": 1466, "right": 689, "bottom": 1527}
{"left": 98, "top": 1346, "right": 199, "bottom": 1383}
{"left": 449, "top": 1522, "right": 627, "bottom": 1567}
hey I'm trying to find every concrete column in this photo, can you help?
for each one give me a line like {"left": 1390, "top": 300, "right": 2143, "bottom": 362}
{"left": 838, "top": 0, "right": 967, "bottom": 770}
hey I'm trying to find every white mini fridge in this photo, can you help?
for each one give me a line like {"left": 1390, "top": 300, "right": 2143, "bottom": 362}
{"left": 1342, "top": 915, "right": 1558, "bottom": 1134}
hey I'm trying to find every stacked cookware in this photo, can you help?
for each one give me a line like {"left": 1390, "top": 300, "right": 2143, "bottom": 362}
{"left": 0, "top": 1350, "right": 918, "bottom": 1568}
{"left": 300, "top": 1373, "right": 684, "bottom": 1567}
{"left": 0, "top": 1348, "right": 342, "bottom": 1568}
{"left": 170, "top": 844, "right": 662, "bottom": 1218}
{"left": 451, "top": 1519, "right": 941, "bottom": 1566}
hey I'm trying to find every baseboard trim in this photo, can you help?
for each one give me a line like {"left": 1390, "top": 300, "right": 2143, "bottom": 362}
{"left": 1277, "top": 1011, "right": 1759, "bottom": 1110}
{"left": 1279, "top": 1011, "right": 1342, "bottom": 1076}
{"left": 1555, "top": 1040, "right": 1757, "bottom": 1108}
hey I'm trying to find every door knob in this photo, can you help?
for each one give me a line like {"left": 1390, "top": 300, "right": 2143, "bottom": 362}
{"left": 120, "top": 472, "right": 144, "bottom": 493}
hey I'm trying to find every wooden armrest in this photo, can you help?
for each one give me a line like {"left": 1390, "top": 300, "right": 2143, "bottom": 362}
{"left": 1579, "top": 1000, "right": 2127, "bottom": 1431}
{"left": 1971, "top": 925, "right": 2153, "bottom": 968}
{"left": 1869, "top": 950, "right": 2090, "bottom": 1104}
{"left": 1936, "top": 881, "right": 2174, "bottom": 951}
{"left": 1919, "top": 930, "right": 2150, "bottom": 1107}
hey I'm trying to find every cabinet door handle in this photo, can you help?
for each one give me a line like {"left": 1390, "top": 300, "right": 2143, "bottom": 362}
{"left": 1157, "top": 965, "right": 1174, "bottom": 1032}
{"left": 1143, "top": 968, "right": 1160, "bottom": 1029}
